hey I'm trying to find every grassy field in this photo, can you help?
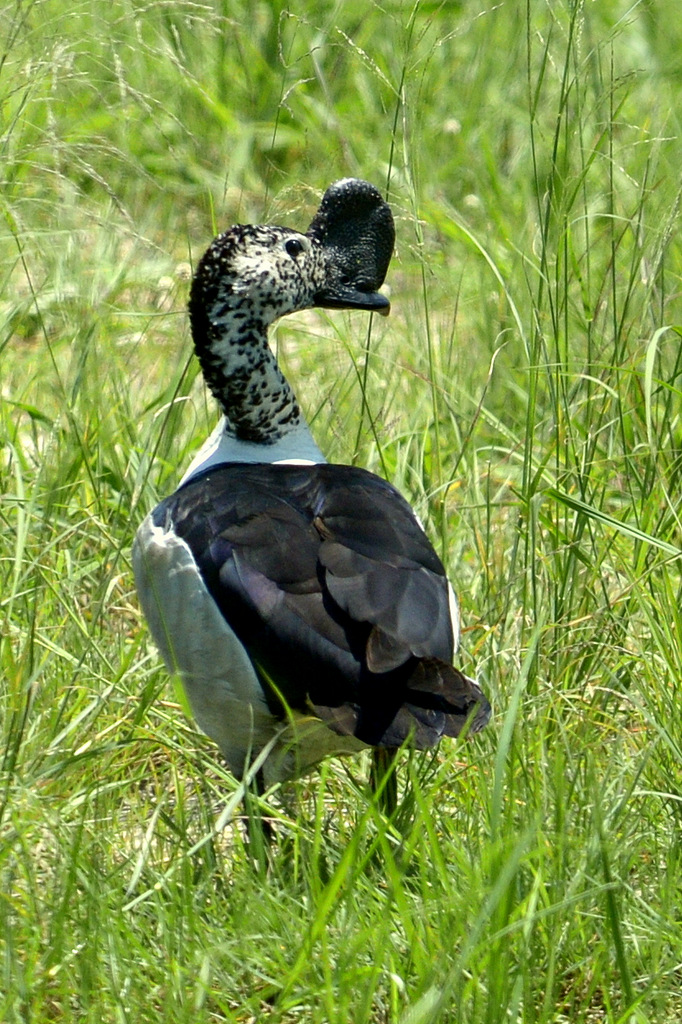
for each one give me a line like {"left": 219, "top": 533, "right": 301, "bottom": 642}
{"left": 2, "top": 0, "right": 682, "bottom": 1020}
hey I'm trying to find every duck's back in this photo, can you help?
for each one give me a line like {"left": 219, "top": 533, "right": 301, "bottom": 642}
{"left": 134, "top": 461, "right": 488, "bottom": 781}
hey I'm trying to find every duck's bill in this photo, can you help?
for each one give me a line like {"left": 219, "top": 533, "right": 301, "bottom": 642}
{"left": 314, "top": 287, "right": 391, "bottom": 316}
{"left": 307, "top": 179, "right": 395, "bottom": 315}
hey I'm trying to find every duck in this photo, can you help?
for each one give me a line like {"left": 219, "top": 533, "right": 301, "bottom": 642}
{"left": 133, "top": 178, "right": 491, "bottom": 800}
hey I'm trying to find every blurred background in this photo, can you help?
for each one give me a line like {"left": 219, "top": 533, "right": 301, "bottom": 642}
{"left": 2, "top": 2, "right": 682, "bottom": 1021}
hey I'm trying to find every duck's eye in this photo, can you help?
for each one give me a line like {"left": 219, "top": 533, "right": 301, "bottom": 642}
{"left": 285, "top": 237, "right": 307, "bottom": 258}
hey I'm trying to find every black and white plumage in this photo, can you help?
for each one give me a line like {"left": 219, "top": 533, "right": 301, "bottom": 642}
{"left": 133, "top": 179, "right": 491, "bottom": 789}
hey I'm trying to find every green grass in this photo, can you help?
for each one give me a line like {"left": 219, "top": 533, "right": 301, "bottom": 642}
{"left": 2, "top": 0, "right": 682, "bottom": 1020}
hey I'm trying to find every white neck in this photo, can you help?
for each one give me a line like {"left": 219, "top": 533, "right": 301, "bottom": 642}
{"left": 180, "top": 415, "right": 326, "bottom": 485}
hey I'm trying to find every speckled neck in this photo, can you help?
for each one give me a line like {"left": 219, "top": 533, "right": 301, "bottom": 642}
{"left": 191, "top": 303, "right": 301, "bottom": 444}
{"left": 187, "top": 196, "right": 394, "bottom": 449}
{"left": 189, "top": 226, "right": 320, "bottom": 445}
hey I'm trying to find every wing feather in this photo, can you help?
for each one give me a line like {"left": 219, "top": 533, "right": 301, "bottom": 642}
{"left": 157, "top": 461, "right": 489, "bottom": 746}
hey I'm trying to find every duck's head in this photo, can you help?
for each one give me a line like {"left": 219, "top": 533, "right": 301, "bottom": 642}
{"left": 189, "top": 179, "right": 395, "bottom": 332}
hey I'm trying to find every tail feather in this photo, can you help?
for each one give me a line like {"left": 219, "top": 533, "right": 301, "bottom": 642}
{"left": 312, "top": 657, "right": 491, "bottom": 749}
{"left": 404, "top": 657, "right": 491, "bottom": 738}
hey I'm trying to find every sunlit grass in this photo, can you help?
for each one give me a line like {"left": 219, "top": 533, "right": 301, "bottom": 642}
{"left": 2, "top": 1, "right": 682, "bottom": 1022}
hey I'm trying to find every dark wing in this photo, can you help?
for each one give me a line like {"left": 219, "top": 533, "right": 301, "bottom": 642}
{"left": 154, "top": 462, "right": 490, "bottom": 747}
{"left": 312, "top": 467, "right": 453, "bottom": 673}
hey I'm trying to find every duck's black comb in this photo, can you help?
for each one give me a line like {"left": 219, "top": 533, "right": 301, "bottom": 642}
{"left": 307, "top": 178, "right": 395, "bottom": 293}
